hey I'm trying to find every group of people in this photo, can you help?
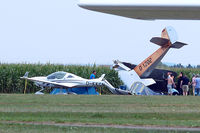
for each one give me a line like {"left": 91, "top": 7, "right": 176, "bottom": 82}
{"left": 167, "top": 72, "right": 200, "bottom": 96}
{"left": 192, "top": 74, "right": 200, "bottom": 96}
{"left": 90, "top": 70, "right": 200, "bottom": 96}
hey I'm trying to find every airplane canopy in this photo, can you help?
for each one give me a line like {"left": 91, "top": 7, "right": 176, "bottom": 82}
{"left": 78, "top": 0, "right": 200, "bottom": 20}
{"left": 47, "top": 71, "right": 81, "bottom": 80}
{"left": 47, "top": 71, "right": 67, "bottom": 80}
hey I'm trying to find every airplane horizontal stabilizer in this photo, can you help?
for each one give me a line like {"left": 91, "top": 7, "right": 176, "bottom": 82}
{"left": 171, "top": 41, "right": 188, "bottom": 49}
{"left": 140, "top": 78, "right": 156, "bottom": 87}
{"left": 150, "top": 37, "right": 188, "bottom": 49}
{"left": 150, "top": 37, "right": 169, "bottom": 46}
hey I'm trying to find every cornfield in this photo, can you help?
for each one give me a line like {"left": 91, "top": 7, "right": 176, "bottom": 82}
{"left": 0, "top": 63, "right": 122, "bottom": 94}
{"left": 0, "top": 63, "right": 199, "bottom": 94}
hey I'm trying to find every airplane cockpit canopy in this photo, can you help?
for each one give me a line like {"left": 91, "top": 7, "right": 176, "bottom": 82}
{"left": 47, "top": 71, "right": 67, "bottom": 80}
{"left": 67, "top": 75, "right": 74, "bottom": 78}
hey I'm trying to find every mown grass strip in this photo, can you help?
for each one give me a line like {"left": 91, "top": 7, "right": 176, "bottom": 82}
{"left": 1, "top": 95, "right": 200, "bottom": 127}
{"left": 1, "top": 112, "right": 200, "bottom": 127}
{"left": 0, "top": 123, "right": 199, "bottom": 133}
{"left": 1, "top": 95, "right": 200, "bottom": 113}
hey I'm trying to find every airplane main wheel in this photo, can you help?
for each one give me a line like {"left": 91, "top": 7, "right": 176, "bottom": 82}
{"left": 68, "top": 92, "right": 77, "bottom": 95}
{"left": 173, "top": 92, "right": 179, "bottom": 95}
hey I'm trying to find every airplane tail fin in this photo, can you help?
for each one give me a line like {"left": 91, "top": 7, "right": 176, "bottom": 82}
{"left": 99, "top": 74, "right": 105, "bottom": 81}
{"left": 134, "top": 26, "right": 188, "bottom": 78}
{"left": 20, "top": 72, "right": 29, "bottom": 79}
{"left": 113, "top": 60, "right": 131, "bottom": 71}
{"left": 151, "top": 26, "right": 188, "bottom": 49}
{"left": 161, "top": 26, "right": 178, "bottom": 44}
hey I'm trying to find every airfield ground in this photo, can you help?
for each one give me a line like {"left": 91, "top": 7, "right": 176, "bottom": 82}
{"left": 0, "top": 94, "right": 200, "bottom": 133}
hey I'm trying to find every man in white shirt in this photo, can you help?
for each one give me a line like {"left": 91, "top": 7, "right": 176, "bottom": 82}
{"left": 195, "top": 74, "right": 200, "bottom": 96}
{"left": 192, "top": 74, "right": 196, "bottom": 96}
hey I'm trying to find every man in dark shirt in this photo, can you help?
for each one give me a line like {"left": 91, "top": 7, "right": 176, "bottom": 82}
{"left": 177, "top": 72, "right": 183, "bottom": 95}
{"left": 180, "top": 74, "right": 190, "bottom": 96}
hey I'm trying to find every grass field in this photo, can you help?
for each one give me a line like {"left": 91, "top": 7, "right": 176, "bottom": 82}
{"left": 0, "top": 94, "right": 200, "bottom": 132}
{"left": 1, "top": 123, "right": 197, "bottom": 133}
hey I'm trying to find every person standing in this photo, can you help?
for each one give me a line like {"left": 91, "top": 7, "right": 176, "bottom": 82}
{"left": 177, "top": 72, "right": 183, "bottom": 95}
{"left": 195, "top": 74, "right": 200, "bottom": 96}
{"left": 192, "top": 74, "right": 196, "bottom": 96}
{"left": 90, "top": 70, "right": 96, "bottom": 79}
{"left": 180, "top": 73, "right": 190, "bottom": 96}
{"left": 167, "top": 72, "right": 174, "bottom": 96}
{"left": 89, "top": 70, "right": 99, "bottom": 94}
{"left": 171, "top": 75, "right": 176, "bottom": 89}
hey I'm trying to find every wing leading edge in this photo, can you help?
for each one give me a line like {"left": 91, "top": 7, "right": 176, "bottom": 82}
{"left": 79, "top": 0, "right": 200, "bottom": 20}
{"left": 21, "top": 77, "right": 79, "bottom": 88}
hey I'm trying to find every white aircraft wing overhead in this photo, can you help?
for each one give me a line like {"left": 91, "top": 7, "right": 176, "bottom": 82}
{"left": 25, "top": 78, "right": 79, "bottom": 88}
{"left": 78, "top": 0, "right": 200, "bottom": 20}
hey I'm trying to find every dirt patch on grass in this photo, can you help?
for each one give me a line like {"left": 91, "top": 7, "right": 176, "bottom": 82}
{"left": 1, "top": 121, "right": 200, "bottom": 131}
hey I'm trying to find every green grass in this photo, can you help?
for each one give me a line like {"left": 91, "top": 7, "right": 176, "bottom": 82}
{"left": 0, "top": 123, "right": 196, "bottom": 133}
{"left": 1, "top": 112, "right": 200, "bottom": 127}
{"left": 1, "top": 94, "right": 200, "bottom": 129}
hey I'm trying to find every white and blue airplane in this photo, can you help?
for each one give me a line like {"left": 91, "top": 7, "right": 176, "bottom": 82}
{"left": 21, "top": 71, "right": 118, "bottom": 94}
